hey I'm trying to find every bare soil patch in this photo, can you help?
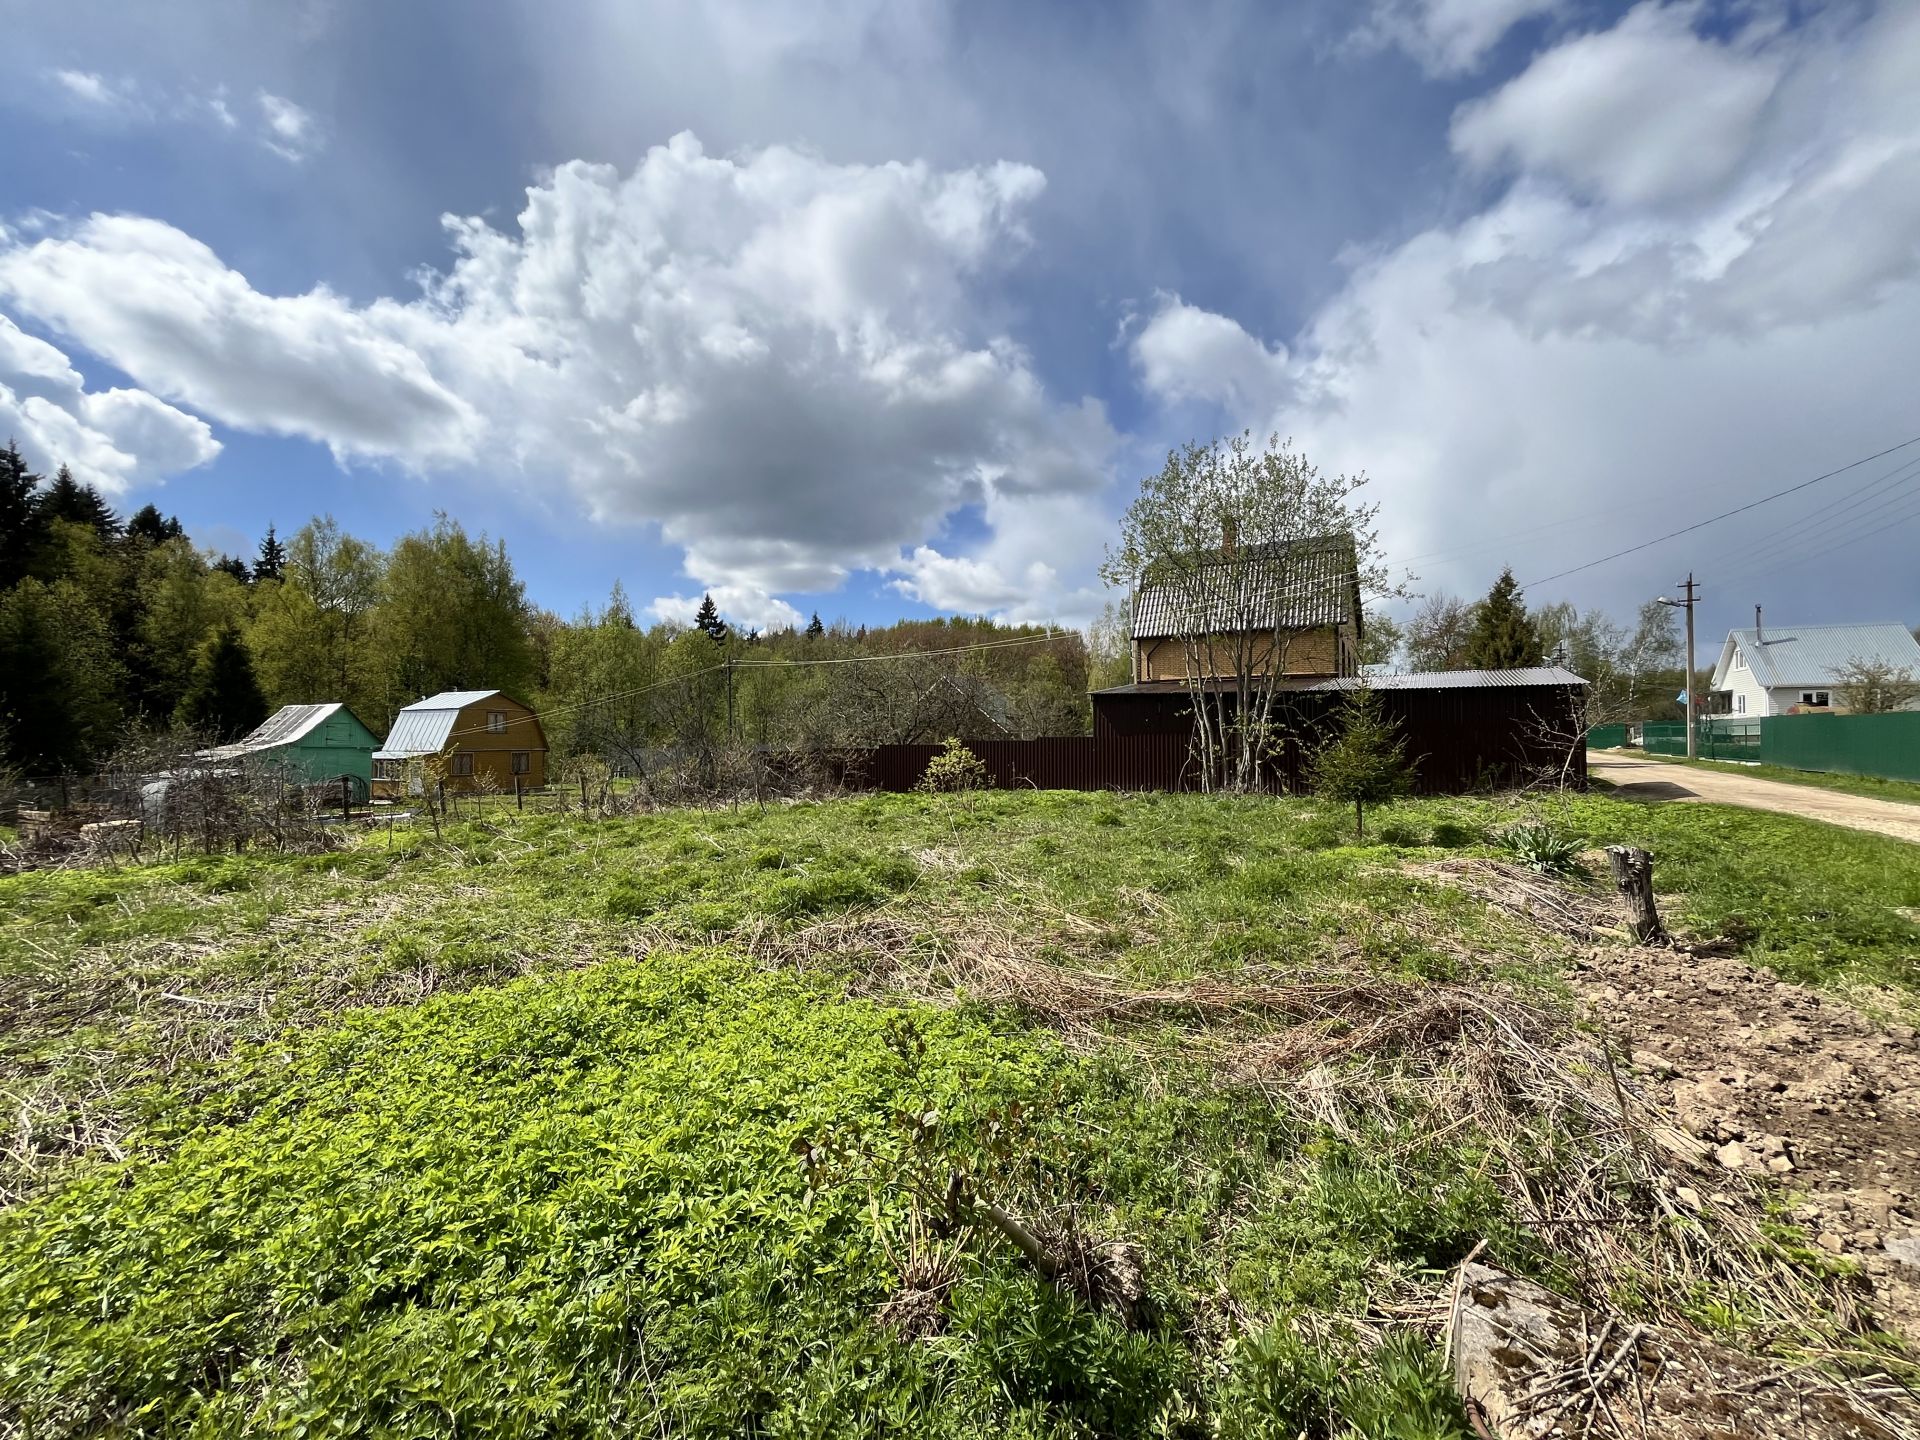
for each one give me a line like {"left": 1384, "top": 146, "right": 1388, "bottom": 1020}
{"left": 1577, "top": 942, "right": 1920, "bottom": 1345}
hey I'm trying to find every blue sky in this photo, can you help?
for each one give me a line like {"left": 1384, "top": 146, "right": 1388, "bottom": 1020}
{"left": 1, "top": 0, "right": 1916, "bottom": 642}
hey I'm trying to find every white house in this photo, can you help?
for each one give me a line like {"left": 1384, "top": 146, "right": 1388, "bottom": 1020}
{"left": 1709, "top": 620, "right": 1920, "bottom": 717}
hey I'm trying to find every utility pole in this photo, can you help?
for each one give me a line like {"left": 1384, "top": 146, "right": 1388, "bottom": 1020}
{"left": 725, "top": 657, "right": 736, "bottom": 745}
{"left": 1656, "top": 574, "right": 1700, "bottom": 759}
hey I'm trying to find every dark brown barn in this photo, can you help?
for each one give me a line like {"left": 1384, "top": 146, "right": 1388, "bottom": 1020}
{"left": 1091, "top": 668, "right": 1588, "bottom": 793}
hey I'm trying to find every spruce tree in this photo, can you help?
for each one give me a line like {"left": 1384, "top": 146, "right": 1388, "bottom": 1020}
{"left": 176, "top": 626, "right": 268, "bottom": 742}
{"left": 214, "top": 555, "right": 252, "bottom": 583}
{"left": 1462, "top": 568, "right": 1545, "bottom": 670}
{"left": 35, "top": 465, "right": 119, "bottom": 538}
{"left": 0, "top": 438, "right": 43, "bottom": 587}
{"left": 125, "top": 504, "right": 185, "bottom": 546}
{"left": 1308, "top": 685, "right": 1412, "bottom": 839}
{"left": 253, "top": 525, "right": 286, "bottom": 583}
{"left": 805, "top": 611, "right": 825, "bottom": 639}
{"left": 693, "top": 591, "right": 729, "bottom": 643}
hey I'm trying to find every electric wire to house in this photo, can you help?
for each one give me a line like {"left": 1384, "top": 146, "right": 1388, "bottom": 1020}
{"left": 1515, "top": 430, "right": 1920, "bottom": 591}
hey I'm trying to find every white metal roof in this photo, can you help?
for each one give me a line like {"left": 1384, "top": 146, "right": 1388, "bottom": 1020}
{"left": 373, "top": 690, "right": 509, "bottom": 760}
{"left": 1713, "top": 623, "right": 1920, "bottom": 690}
{"left": 197, "top": 703, "right": 354, "bottom": 761}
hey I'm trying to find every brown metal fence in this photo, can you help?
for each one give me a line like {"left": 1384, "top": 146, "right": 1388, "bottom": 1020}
{"left": 819, "top": 699, "right": 1582, "bottom": 797}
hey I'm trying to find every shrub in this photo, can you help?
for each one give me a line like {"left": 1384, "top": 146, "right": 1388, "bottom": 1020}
{"left": 916, "top": 738, "right": 990, "bottom": 796}
{"left": 1495, "top": 822, "right": 1583, "bottom": 876}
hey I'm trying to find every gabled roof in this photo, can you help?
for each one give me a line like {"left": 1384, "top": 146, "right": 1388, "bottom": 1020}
{"left": 198, "top": 703, "right": 367, "bottom": 761}
{"left": 1714, "top": 623, "right": 1920, "bottom": 689}
{"left": 1094, "top": 667, "right": 1587, "bottom": 697}
{"left": 373, "top": 690, "right": 505, "bottom": 760}
{"left": 1132, "top": 534, "right": 1359, "bottom": 642}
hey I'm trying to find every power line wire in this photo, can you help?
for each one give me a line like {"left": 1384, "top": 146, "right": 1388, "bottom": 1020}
{"left": 1517, "top": 432, "right": 1920, "bottom": 591}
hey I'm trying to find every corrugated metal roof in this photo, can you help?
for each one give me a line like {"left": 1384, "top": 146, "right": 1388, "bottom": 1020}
{"left": 1093, "top": 667, "right": 1587, "bottom": 696}
{"left": 1721, "top": 623, "right": 1920, "bottom": 689}
{"left": 411, "top": 689, "right": 501, "bottom": 710}
{"left": 198, "top": 703, "right": 345, "bottom": 760}
{"left": 1131, "top": 535, "right": 1358, "bottom": 641}
{"left": 373, "top": 708, "right": 461, "bottom": 760}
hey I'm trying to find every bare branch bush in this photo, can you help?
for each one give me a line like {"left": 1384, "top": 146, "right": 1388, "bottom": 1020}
{"left": 1101, "top": 432, "right": 1407, "bottom": 793}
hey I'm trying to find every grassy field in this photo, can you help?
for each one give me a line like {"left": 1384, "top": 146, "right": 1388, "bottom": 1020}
{"left": 2, "top": 788, "right": 1917, "bottom": 1436}
{"left": 1609, "top": 747, "right": 1920, "bottom": 807}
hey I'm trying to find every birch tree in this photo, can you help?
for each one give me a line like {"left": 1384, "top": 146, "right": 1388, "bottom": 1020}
{"left": 1101, "top": 432, "right": 1402, "bottom": 792}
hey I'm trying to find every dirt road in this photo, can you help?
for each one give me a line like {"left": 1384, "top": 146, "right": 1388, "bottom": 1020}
{"left": 1588, "top": 751, "right": 1920, "bottom": 844}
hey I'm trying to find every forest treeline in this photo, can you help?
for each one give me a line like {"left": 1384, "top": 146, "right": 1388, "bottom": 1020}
{"left": 0, "top": 442, "right": 1103, "bottom": 777}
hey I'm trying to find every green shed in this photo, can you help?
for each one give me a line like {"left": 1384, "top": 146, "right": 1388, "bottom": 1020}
{"left": 197, "top": 703, "right": 379, "bottom": 800}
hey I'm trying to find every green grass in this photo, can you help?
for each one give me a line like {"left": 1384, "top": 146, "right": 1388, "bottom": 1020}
{"left": 2, "top": 788, "right": 1917, "bottom": 1434}
{"left": 1608, "top": 747, "right": 1920, "bottom": 807}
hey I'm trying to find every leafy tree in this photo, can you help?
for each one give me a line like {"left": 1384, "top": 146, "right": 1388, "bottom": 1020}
{"left": 176, "top": 625, "right": 268, "bottom": 741}
{"left": 34, "top": 465, "right": 118, "bottom": 539}
{"left": 1462, "top": 569, "right": 1544, "bottom": 670}
{"left": 1100, "top": 431, "right": 1401, "bottom": 791}
{"left": 251, "top": 517, "right": 388, "bottom": 720}
{"left": 253, "top": 524, "right": 286, "bottom": 583}
{"left": 1308, "top": 686, "right": 1412, "bottom": 839}
{"left": 0, "top": 438, "right": 44, "bottom": 587}
{"left": 1832, "top": 656, "right": 1920, "bottom": 715}
{"left": 1357, "top": 610, "right": 1404, "bottom": 670}
{"left": 0, "top": 578, "right": 122, "bottom": 771}
{"left": 694, "top": 592, "right": 730, "bottom": 643}
{"left": 1403, "top": 593, "right": 1475, "bottom": 671}
{"left": 124, "top": 504, "right": 184, "bottom": 546}
{"left": 805, "top": 611, "right": 825, "bottom": 639}
{"left": 377, "top": 514, "right": 534, "bottom": 703}
{"left": 135, "top": 539, "right": 248, "bottom": 720}
{"left": 1086, "top": 599, "right": 1133, "bottom": 690}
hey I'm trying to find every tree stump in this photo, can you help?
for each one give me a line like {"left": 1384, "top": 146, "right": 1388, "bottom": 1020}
{"left": 1606, "top": 845, "right": 1667, "bottom": 944}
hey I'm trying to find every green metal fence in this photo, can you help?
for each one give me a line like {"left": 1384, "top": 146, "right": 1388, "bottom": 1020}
{"left": 1628, "top": 712, "right": 1919, "bottom": 781}
{"left": 1763, "top": 711, "right": 1920, "bottom": 783}
{"left": 1586, "top": 723, "right": 1629, "bottom": 750}
{"left": 1640, "top": 722, "right": 1687, "bottom": 756}
{"left": 1698, "top": 718, "right": 1762, "bottom": 761}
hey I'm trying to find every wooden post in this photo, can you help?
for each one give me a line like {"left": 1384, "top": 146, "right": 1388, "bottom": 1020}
{"left": 515, "top": 775, "right": 523, "bottom": 811}
{"left": 580, "top": 772, "right": 589, "bottom": 814}
{"left": 341, "top": 774, "right": 350, "bottom": 823}
{"left": 1605, "top": 845, "right": 1667, "bottom": 945}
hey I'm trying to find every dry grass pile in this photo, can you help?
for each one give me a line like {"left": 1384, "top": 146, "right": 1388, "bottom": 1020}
{"left": 748, "top": 893, "right": 1905, "bottom": 1384}
{"left": 1406, "top": 855, "right": 1623, "bottom": 941}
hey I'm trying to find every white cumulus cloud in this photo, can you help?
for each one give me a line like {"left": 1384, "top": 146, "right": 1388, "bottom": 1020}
{"left": 0, "top": 313, "right": 220, "bottom": 491}
{"left": 1450, "top": 2, "right": 1784, "bottom": 208}
{"left": 256, "top": 91, "right": 319, "bottom": 160}
{"left": 52, "top": 69, "right": 122, "bottom": 106}
{"left": 0, "top": 133, "right": 1115, "bottom": 622}
{"left": 1133, "top": 3, "right": 1920, "bottom": 620}
{"left": 1356, "top": 0, "right": 1561, "bottom": 75}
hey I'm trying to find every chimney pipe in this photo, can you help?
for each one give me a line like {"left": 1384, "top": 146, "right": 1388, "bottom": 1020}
{"left": 1221, "top": 515, "right": 1238, "bottom": 558}
{"left": 1755, "top": 604, "right": 1764, "bottom": 644}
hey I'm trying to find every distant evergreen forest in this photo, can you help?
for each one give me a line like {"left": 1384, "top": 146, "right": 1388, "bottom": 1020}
{"left": 0, "top": 441, "right": 1111, "bottom": 777}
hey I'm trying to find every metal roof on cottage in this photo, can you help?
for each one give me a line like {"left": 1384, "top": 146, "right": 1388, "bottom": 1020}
{"left": 198, "top": 703, "right": 358, "bottom": 760}
{"left": 1720, "top": 624, "right": 1920, "bottom": 689}
{"left": 1131, "top": 534, "right": 1359, "bottom": 641}
{"left": 1093, "top": 667, "right": 1587, "bottom": 697}
{"left": 372, "top": 689, "right": 505, "bottom": 760}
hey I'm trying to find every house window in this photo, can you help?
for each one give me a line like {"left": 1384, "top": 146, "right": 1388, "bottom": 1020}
{"left": 374, "top": 759, "right": 400, "bottom": 780}
{"left": 1733, "top": 650, "right": 1744, "bottom": 670}
{"left": 487, "top": 710, "right": 508, "bottom": 734}
{"left": 1801, "top": 691, "right": 1830, "bottom": 708}
{"left": 1734, "top": 694, "right": 1745, "bottom": 714}
{"left": 451, "top": 752, "right": 474, "bottom": 776}
{"left": 511, "top": 751, "right": 531, "bottom": 775}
